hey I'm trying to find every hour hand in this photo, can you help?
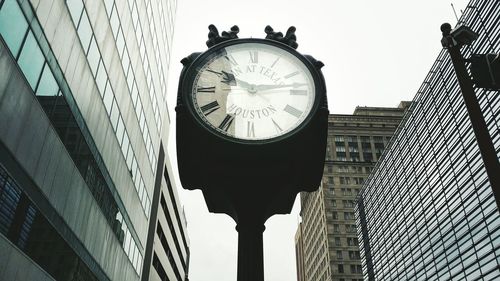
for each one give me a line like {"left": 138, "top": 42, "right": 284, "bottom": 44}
{"left": 221, "top": 71, "right": 237, "bottom": 86}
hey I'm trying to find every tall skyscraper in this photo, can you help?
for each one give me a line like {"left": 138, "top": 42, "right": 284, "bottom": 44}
{"left": 355, "top": 0, "right": 500, "bottom": 280}
{"left": 296, "top": 104, "right": 407, "bottom": 281}
{"left": 0, "top": 0, "right": 188, "bottom": 280}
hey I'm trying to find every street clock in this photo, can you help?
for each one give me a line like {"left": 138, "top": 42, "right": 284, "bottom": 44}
{"left": 176, "top": 24, "right": 328, "bottom": 219}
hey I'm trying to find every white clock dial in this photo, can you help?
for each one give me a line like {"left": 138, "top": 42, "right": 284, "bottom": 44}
{"left": 191, "top": 42, "right": 316, "bottom": 141}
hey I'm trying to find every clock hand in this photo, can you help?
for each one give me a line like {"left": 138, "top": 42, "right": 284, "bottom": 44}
{"left": 221, "top": 70, "right": 237, "bottom": 86}
{"left": 234, "top": 78, "right": 255, "bottom": 90}
{"left": 256, "top": 83, "right": 307, "bottom": 91}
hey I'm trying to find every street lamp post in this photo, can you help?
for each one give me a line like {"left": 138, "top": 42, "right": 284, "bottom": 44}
{"left": 440, "top": 23, "right": 500, "bottom": 211}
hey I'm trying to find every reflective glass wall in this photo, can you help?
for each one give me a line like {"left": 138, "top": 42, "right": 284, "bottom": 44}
{"left": 355, "top": 0, "right": 500, "bottom": 280}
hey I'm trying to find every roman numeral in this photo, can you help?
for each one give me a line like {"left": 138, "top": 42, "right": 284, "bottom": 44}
{"left": 249, "top": 51, "right": 258, "bottom": 63}
{"left": 200, "top": 101, "right": 220, "bottom": 116}
{"left": 284, "top": 71, "right": 300, "bottom": 79}
{"left": 225, "top": 55, "right": 238, "bottom": 66}
{"left": 271, "top": 118, "right": 283, "bottom": 133}
{"left": 290, "top": 89, "right": 308, "bottom": 95}
{"left": 197, "top": 86, "right": 216, "bottom": 93}
{"left": 270, "top": 56, "right": 281, "bottom": 68}
{"left": 284, "top": 105, "right": 303, "bottom": 118}
{"left": 218, "top": 114, "right": 235, "bottom": 132}
{"left": 247, "top": 121, "right": 255, "bottom": 138}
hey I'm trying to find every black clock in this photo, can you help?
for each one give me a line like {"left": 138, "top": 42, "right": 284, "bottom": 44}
{"left": 176, "top": 25, "right": 328, "bottom": 218}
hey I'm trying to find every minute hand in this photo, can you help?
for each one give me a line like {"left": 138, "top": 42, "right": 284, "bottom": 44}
{"left": 256, "top": 83, "right": 307, "bottom": 91}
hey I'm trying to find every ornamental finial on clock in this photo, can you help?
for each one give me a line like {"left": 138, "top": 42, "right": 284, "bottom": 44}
{"left": 206, "top": 24, "right": 240, "bottom": 47}
{"left": 264, "top": 25, "right": 298, "bottom": 49}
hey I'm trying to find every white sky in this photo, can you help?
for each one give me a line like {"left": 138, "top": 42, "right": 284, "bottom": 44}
{"left": 165, "top": 1, "right": 469, "bottom": 280}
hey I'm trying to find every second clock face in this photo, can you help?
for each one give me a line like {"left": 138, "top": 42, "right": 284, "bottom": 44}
{"left": 191, "top": 42, "right": 316, "bottom": 141}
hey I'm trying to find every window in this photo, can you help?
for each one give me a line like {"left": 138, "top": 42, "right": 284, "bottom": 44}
{"left": 18, "top": 31, "right": 45, "bottom": 89}
{"left": 340, "top": 177, "right": 351, "bottom": 185}
{"left": 103, "top": 82, "right": 114, "bottom": 114}
{"left": 347, "top": 237, "right": 359, "bottom": 246}
{"left": 95, "top": 63, "right": 107, "bottom": 94}
{"left": 332, "top": 211, "right": 338, "bottom": 220}
{"left": 77, "top": 11, "right": 92, "bottom": 52}
{"left": 67, "top": 0, "right": 84, "bottom": 23}
{"left": 87, "top": 36, "right": 100, "bottom": 76}
{"left": 338, "top": 264, "right": 344, "bottom": 273}
{"left": 0, "top": 0, "right": 29, "bottom": 56}
{"left": 333, "top": 224, "right": 340, "bottom": 232}
{"left": 337, "top": 250, "right": 343, "bottom": 259}
{"left": 335, "top": 237, "right": 341, "bottom": 246}
{"left": 110, "top": 100, "right": 120, "bottom": 129}
{"left": 36, "top": 64, "right": 59, "bottom": 96}
{"left": 328, "top": 176, "right": 334, "bottom": 184}
{"left": 354, "top": 177, "right": 364, "bottom": 185}
{"left": 110, "top": 5, "right": 120, "bottom": 35}
{"left": 349, "top": 251, "right": 361, "bottom": 260}
{"left": 344, "top": 212, "right": 354, "bottom": 220}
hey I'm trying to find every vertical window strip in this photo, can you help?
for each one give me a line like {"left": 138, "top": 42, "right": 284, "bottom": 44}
{"left": 103, "top": 0, "right": 158, "bottom": 172}
{"left": 64, "top": 0, "right": 152, "bottom": 223}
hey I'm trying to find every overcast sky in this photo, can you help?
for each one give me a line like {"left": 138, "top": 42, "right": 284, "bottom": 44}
{"left": 165, "top": 1, "right": 469, "bottom": 280}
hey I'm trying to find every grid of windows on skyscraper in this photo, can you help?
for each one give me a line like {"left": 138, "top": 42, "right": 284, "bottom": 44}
{"left": 356, "top": 0, "right": 500, "bottom": 280}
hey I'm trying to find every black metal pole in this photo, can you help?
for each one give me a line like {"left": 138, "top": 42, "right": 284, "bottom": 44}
{"left": 236, "top": 221, "right": 265, "bottom": 281}
{"left": 441, "top": 23, "right": 500, "bottom": 211}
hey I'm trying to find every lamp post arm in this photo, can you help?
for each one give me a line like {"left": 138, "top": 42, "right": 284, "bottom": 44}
{"left": 441, "top": 23, "right": 500, "bottom": 212}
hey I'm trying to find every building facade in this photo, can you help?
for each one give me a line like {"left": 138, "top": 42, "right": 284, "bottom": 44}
{"left": 296, "top": 104, "right": 407, "bottom": 281}
{"left": 355, "top": 0, "right": 500, "bottom": 280}
{"left": 0, "top": 0, "right": 188, "bottom": 280}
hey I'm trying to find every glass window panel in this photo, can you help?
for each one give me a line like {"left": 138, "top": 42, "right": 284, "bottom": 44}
{"left": 77, "top": 11, "right": 92, "bottom": 52}
{"left": 36, "top": 64, "right": 59, "bottom": 96}
{"left": 122, "top": 49, "right": 130, "bottom": 72}
{"left": 96, "top": 63, "right": 107, "bottom": 95}
{"left": 116, "top": 116, "right": 125, "bottom": 146}
{"left": 126, "top": 66, "right": 134, "bottom": 89}
{"left": 126, "top": 145, "right": 133, "bottom": 168}
{"left": 110, "top": 99, "right": 119, "bottom": 130}
{"left": 131, "top": 82, "right": 139, "bottom": 106}
{"left": 110, "top": 5, "right": 119, "bottom": 37}
{"left": 136, "top": 252, "right": 142, "bottom": 273}
{"left": 66, "top": 0, "right": 84, "bottom": 24}
{"left": 87, "top": 36, "right": 100, "bottom": 76}
{"left": 116, "top": 27, "right": 125, "bottom": 57}
{"left": 121, "top": 132, "right": 129, "bottom": 155}
{"left": 18, "top": 31, "right": 45, "bottom": 90}
{"left": 124, "top": 229, "right": 131, "bottom": 254}
{"left": 131, "top": 158, "right": 138, "bottom": 180}
{"left": 0, "top": 0, "right": 29, "bottom": 57}
{"left": 104, "top": 0, "right": 114, "bottom": 15}
{"left": 103, "top": 82, "right": 114, "bottom": 114}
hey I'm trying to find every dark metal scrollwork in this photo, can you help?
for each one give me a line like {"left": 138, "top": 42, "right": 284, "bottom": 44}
{"left": 206, "top": 24, "right": 240, "bottom": 47}
{"left": 264, "top": 25, "right": 298, "bottom": 49}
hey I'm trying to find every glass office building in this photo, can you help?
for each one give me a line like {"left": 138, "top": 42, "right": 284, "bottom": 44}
{"left": 295, "top": 104, "right": 407, "bottom": 281}
{"left": 355, "top": 0, "right": 500, "bottom": 280}
{"left": 0, "top": 0, "right": 188, "bottom": 280}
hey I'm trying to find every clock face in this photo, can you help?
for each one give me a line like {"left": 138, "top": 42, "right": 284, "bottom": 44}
{"left": 190, "top": 41, "right": 316, "bottom": 141}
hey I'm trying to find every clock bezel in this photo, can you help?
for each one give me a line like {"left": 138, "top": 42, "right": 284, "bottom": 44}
{"left": 181, "top": 38, "right": 325, "bottom": 144}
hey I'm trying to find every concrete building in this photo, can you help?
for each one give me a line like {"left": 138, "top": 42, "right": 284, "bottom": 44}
{"left": 296, "top": 104, "right": 407, "bottom": 281}
{"left": 0, "top": 0, "right": 188, "bottom": 280}
{"left": 355, "top": 0, "right": 500, "bottom": 280}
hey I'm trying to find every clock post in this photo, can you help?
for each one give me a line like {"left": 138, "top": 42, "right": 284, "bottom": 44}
{"left": 176, "top": 25, "right": 329, "bottom": 280}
